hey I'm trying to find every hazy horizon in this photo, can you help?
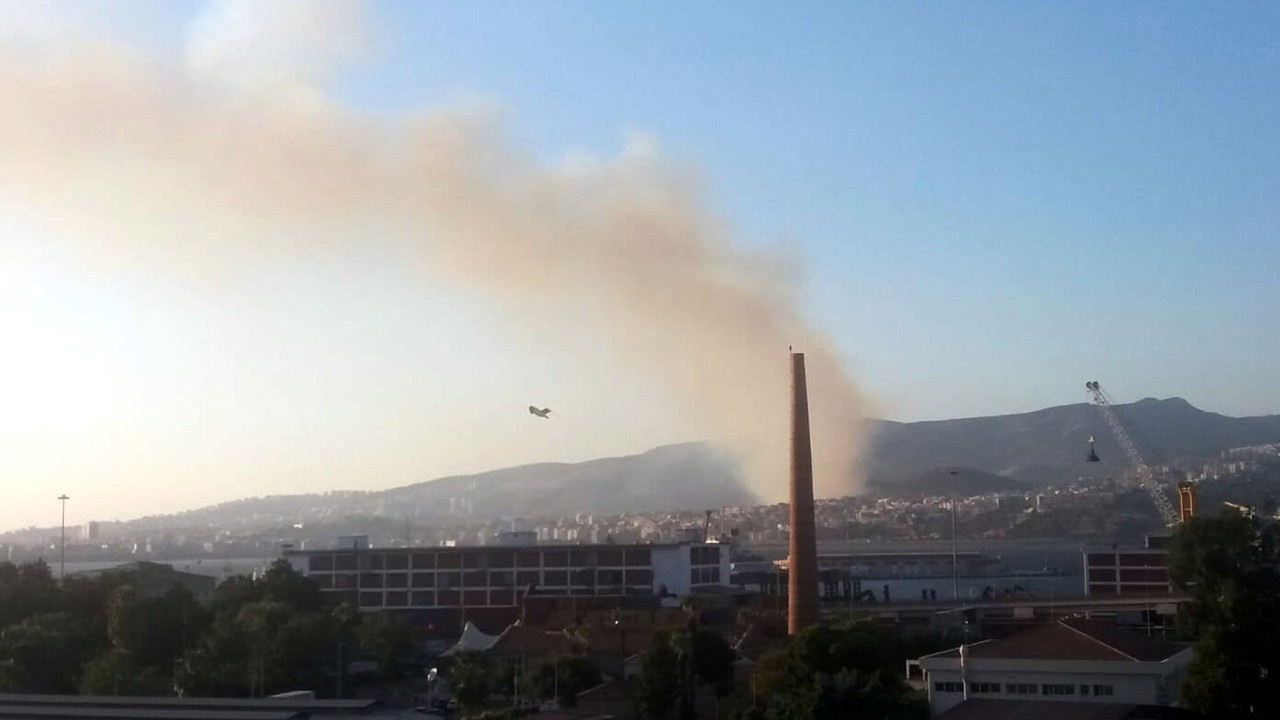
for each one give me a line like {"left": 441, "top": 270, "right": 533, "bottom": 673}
{"left": 2, "top": 394, "right": 1270, "bottom": 534}
{"left": 2, "top": 1, "right": 1277, "bottom": 531}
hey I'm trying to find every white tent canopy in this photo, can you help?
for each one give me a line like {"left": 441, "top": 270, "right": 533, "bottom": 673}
{"left": 439, "top": 621, "right": 501, "bottom": 657}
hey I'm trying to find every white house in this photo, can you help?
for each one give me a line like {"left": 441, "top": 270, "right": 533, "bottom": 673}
{"left": 914, "top": 617, "right": 1192, "bottom": 717}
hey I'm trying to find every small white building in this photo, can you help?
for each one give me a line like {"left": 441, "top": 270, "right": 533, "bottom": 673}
{"left": 914, "top": 617, "right": 1191, "bottom": 717}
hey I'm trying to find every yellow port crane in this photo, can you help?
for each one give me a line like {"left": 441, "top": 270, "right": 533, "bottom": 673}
{"left": 1085, "top": 381, "right": 1191, "bottom": 527}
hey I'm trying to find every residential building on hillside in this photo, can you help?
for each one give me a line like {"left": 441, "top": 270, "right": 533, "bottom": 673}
{"left": 913, "top": 617, "right": 1192, "bottom": 717}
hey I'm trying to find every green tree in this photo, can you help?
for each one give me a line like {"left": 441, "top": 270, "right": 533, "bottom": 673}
{"left": 750, "top": 622, "right": 929, "bottom": 720}
{"left": 0, "top": 613, "right": 81, "bottom": 693}
{"left": 79, "top": 649, "right": 169, "bottom": 696}
{"left": 532, "top": 655, "right": 602, "bottom": 708}
{"left": 0, "top": 561, "right": 59, "bottom": 629}
{"left": 449, "top": 651, "right": 492, "bottom": 717}
{"left": 357, "top": 612, "right": 414, "bottom": 679}
{"left": 1168, "top": 513, "right": 1280, "bottom": 718}
{"left": 638, "top": 632, "right": 682, "bottom": 719}
{"left": 689, "top": 629, "right": 736, "bottom": 698}
{"left": 237, "top": 600, "right": 292, "bottom": 697}
{"left": 261, "top": 559, "right": 324, "bottom": 612}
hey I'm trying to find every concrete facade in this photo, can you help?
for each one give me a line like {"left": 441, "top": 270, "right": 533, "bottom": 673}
{"left": 284, "top": 540, "right": 730, "bottom": 612}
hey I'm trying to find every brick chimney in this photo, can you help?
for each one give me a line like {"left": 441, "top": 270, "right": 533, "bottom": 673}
{"left": 788, "top": 352, "right": 819, "bottom": 634}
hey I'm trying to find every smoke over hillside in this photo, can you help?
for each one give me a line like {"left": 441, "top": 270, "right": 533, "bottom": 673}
{"left": 0, "top": 1, "right": 866, "bottom": 501}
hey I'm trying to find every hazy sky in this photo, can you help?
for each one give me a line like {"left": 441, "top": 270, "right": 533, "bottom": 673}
{"left": 1, "top": 1, "right": 1277, "bottom": 531}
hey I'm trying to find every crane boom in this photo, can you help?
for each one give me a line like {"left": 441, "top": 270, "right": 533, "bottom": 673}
{"left": 1085, "top": 381, "right": 1180, "bottom": 527}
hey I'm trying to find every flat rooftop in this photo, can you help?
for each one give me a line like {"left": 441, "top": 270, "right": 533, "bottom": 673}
{"left": 287, "top": 540, "right": 720, "bottom": 554}
{"left": 0, "top": 696, "right": 376, "bottom": 715}
{"left": 0, "top": 707, "right": 301, "bottom": 720}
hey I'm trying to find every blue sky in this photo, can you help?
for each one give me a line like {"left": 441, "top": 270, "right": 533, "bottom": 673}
{"left": 347, "top": 0, "right": 1280, "bottom": 417}
{"left": 0, "top": 1, "right": 1277, "bottom": 527}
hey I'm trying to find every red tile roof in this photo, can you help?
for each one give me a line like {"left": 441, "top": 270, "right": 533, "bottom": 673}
{"left": 926, "top": 617, "right": 1187, "bottom": 663}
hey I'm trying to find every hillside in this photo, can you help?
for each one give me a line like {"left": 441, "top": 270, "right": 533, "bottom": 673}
{"left": 870, "top": 467, "right": 1030, "bottom": 498}
{"left": 865, "top": 397, "right": 1280, "bottom": 486}
{"left": 120, "top": 442, "right": 756, "bottom": 532}
{"left": 9, "top": 397, "right": 1278, "bottom": 538}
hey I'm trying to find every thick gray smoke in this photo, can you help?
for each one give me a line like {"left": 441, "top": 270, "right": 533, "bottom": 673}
{"left": 0, "top": 32, "right": 867, "bottom": 501}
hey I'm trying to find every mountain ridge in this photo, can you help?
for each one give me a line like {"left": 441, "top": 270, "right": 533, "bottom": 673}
{"left": 6, "top": 398, "right": 1279, "bottom": 536}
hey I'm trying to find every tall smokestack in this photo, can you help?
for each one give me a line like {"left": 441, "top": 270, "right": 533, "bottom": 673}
{"left": 788, "top": 352, "right": 819, "bottom": 635}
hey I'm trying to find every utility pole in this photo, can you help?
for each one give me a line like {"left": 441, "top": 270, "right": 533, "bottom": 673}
{"left": 57, "top": 494, "right": 70, "bottom": 581}
{"left": 951, "top": 498, "right": 959, "bottom": 601}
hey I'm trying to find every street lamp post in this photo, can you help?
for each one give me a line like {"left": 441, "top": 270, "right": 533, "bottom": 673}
{"left": 57, "top": 494, "right": 70, "bottom": 581}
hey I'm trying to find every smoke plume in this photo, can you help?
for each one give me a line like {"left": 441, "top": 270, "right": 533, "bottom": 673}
{"left": 0, "top": 11, "right": 867, "bottom": 501}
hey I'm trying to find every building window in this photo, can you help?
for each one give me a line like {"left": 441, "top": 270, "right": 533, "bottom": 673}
{"left": 489, "top": 570, "right": 515, "bottom": 586}
{"left": 544, "top": 570, "right": 568, "bottom": 586}
{"left": 624, "top": 548, "right": 651, "bottom": 566}
{"left": 691, "top": 546, "right": 720, "bottom": 565}
{"left": 437, "top": 572, "right": 459, "bottom": 590}
{"left": 933, "top": 682, "right": 964, "bottom": 693}
{"left": 1093, "top": 685, "right": 1115, "bottom": 697}
{"left": 438, "top": 553, "right": 461, "bottom": 570}
{"left": 359, "top": 554, "right": 384, "bottom": 571}
{"left": 386, "top": 573, "right": 408, "bottom": 589}
{"left": 517, "top": 551, "right": 541, "bottom": 568}
{"left": 358, "top": 591, "right": 383, "bottom": 608}
{"left": 1087, "top": 553, "right": 1116, "bottom": 567}
{"left": 625, "top": 569, "right": 653, "bottom": 585}
{"left": 544, "top": 550, "right": 569, "bottom": 567}
{"left": 490, "top": 551, "right": 515, "bottom": 568}
{"left": 412, "top": 572, "right": 435, "bottom": 588}
{"left": 971, "top": 682, "right": 1000, "bottom": 694}
{"left": 598, "top": 549, "right": 625, "bottom": 566}
{"left": 1042, "top": 684, "right": 1075, "bottom": 696}
{"left": 1006, "top": 684, "right": 1039, "bottom": 695}
{"left": 462, "top": 570, "right": 487, "bottom": 588}
{"left": 691, "top": 567, "right": 723, "bottom": 585}
{"left": 1088, "top": 568, "right": 1117, "bottom": 582}
{"left": 385, "top": 553, "right": 409, "bottom": 570}
{"left": 412, "top": 553, "right": 436, "bottom": 569}
{"left": 334, "top": 554, "right": 357, "bottom": 571}
{"left": 411, "top": 591, "right": 434, "bottom": 606}
{"left": 311, "top": 555, "right": 334, "bottom": 571}
{"left": 517, "top": 570, "right": 540, "bottom": 586}
{"left": 359, "top": 573, "right": 384, "bottom": 589}
{"left": 386, "top": 591, "right": 408, "bottom": 607}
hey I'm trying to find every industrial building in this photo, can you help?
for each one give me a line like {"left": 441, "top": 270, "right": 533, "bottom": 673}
{"left": 283, "top": 534, "right": 731, "bottom": 613}
{"left": 1083, "top": 534, "right": 1173, "bottom": 597}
